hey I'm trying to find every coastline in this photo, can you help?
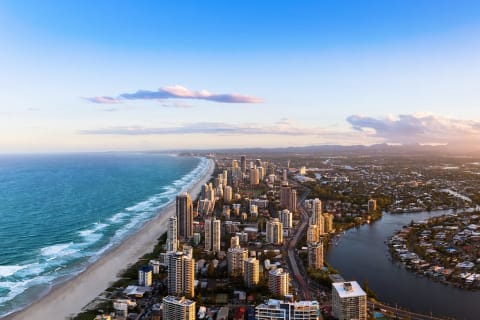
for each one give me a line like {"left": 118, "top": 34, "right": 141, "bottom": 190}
{"left": 5, "top": 157, "right": 215, "bottom": 320}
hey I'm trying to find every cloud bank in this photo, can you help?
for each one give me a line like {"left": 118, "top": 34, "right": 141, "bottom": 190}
{"left": 84, "top": 85, "right": 262, "bottom": 105}
{"left": 79, "top": 113, "right": 480, "bottom": 150}
{"left": 80, "top": 119, "right": 325, "bottom": 136}
{"left": 347, "top": 113, "right": 480, "bottom": 145}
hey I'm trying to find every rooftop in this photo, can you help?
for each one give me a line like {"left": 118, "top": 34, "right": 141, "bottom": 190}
{"left": 163, "top": 295, "right": 195, "bottom": 306}
{"left": 332, "top": 281, "right": 366, "bottom": 298}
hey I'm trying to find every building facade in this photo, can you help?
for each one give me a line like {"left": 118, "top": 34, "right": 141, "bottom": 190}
{"left": 268, "top": 268, "right": 290, "bottom": 297}
{"left": 255, "top": 299, "right": 320, "bottom": 320}
{"left": 279, "top": 209, "right": 292, "bottom": 229}
{"left": 167, "top": 251, "right": 195, "bottom": 298}
{"left": 227, "top": 246, "right": 248, "bottom": 277}
{"left": 308, "top": 242, "right": 324, "bottom": 270}
{"left": 176, "top": 193, "right": 193, "bottom": 239}
{"left": 138, "top": 265, "right": 153, "bottom": 287}
{"left": 332, "top": 281, "right": 367, "bottom": 320}
{"left": 243, "top": 257, "right": 260, "bottom": 288}
{"left": 162, "top": 296, "right": 196, "bottom": 320}
{"left": 167, "top": 215, "right": 178, "bottom": 252}
{"left": 266, "top": 218, "right": 284, "bottom": 245}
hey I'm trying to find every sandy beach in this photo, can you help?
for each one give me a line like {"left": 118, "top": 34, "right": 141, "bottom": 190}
{"left": 6, "top": 157, "right": 215, "bottom": 320}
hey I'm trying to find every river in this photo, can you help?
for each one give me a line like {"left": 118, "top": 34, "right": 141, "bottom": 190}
{"left": 326, "top": 210, "right": 479, "bottom": 320}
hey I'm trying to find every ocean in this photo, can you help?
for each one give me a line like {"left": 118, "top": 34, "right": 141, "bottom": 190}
{"left": 0, "top": 153, "right": 209, "bottom": 317}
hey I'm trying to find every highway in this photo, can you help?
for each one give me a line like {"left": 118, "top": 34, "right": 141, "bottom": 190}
{"left": 284, "top": 185, "right": 311, "bottom": 300}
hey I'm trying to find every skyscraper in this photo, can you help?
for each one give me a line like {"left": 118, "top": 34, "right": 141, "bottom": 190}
{"left": 204, "top": 217, "right": 212, "bottom": 251}
{"left": 205, "top": 216, "right": 221, "bottom": 252}
{"left": 280, "top": 185, "right": 296, "bottom": 212}
{"left": 243, "top": 257, "right": 260, "bottom": 288}
{"left": 167, "top": 215, "right": 178, "bottom": 252}
{"left": 240, "top": 155, "right": 247, "bottom": 174}
{"left": 280, "top": 184, "right": 291, "bottom": 209}
{"left": 250, "top": 167, "right": 259, "bottom": 186}
{"left": 212, "top": 218, "right": 221, "bottom": 252}
{"left": 289, "top": 189, "right": 297, "bottom": 213}
{"left": 307, "top": 224, "right": 319, "bottom": 244}
{"left": 323, "top": 213, "right": 334, "bottom": 233}
{"left": 177, "top": 192, "right": 193, "bottom": 239}
{"left": 279, "top": 209, "right": 292, "bottom": 229}
{"left": 167, "top": 251, "right": 195, "bottom": 298}
{"left": 312, "top": 198, "right": 324, "bottom": 236}
{"left": 224, "top": 185, "right": 233, "bottom": 203}
{"left": 162, "top": 296, "right": 196, "bottom": 320}
{"left": 332, "top": 282, "right": 367, "bottom": 320}
{"left": 268, "top": 268, "right": 290, "bottom": 297}
{"left": 266, "top": 218, "right": 283, "bottom": 245}
{"left": 227, "top": 246, "right": 248, "bottom": 277}
{"left": 308, "top": 242, "right": 324, "bottom": 270}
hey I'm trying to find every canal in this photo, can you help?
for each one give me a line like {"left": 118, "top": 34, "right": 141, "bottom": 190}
{"left": 326, "top": 210, "right": 479, "bottom": 320}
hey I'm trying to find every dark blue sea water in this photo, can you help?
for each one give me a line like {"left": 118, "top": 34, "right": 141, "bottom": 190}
{"left": 0, "top": 153, "right": 209, "bottom": 317}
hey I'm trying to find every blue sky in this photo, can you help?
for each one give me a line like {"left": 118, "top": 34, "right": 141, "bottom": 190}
{"left": 1, "top": 1, "right": 480, "bottom": 152}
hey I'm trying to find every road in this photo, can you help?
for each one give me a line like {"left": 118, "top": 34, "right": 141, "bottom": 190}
{"left": 285, "top": 185, "right": 311, "bottom": 300}
{"left": 368, "top": 301, "right": 454, "bottom": 320}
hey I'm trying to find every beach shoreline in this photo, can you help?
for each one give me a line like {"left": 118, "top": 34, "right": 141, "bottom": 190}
{"left": 5, "top": 157, "right": 215, "bottom": 320}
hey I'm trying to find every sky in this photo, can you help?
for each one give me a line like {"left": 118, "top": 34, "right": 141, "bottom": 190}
{"left": 1, "top": 0, "right": 480, "bottom": 152}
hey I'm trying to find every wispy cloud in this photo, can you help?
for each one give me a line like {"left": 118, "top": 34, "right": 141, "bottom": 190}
{"left": 161, "top": 102, "right": 194, "bottom": 108}
{"left": 83, "top": 96, "right": 122, "bottom": 104}
{"left": 80, "top": 119, "right": 335, "bottom": 136}
{"left": 347, "top": 113, "right": 480, "bottom": 145}
{"left": 84, "top": 85, "right": 262, "bottom": 105}
{"left": 80, "top": 113, "right": 479, "bottom": 149}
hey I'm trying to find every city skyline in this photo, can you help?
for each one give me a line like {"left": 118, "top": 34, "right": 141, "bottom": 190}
{"left": 1, "top": 1, "right": 480, "bottom": 152}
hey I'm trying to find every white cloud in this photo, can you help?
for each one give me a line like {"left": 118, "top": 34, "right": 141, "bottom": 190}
{"left": 347, "top": 113, "right": 480, "bottom": 146}
{"left": 84, "top": 85, "right": 262, "bottom": 105}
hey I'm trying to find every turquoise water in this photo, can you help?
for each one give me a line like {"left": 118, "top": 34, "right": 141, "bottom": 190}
{"left": 0, "top": 153, "right": 208, "bottom": 317}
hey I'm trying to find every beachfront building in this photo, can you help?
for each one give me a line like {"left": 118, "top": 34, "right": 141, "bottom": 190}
{"left": 227, "top": 246, "right": 248, "bottom": 277}
{"left": 243, "top": 257, "right": 259, "bottom": 288}
{"left": 255, "top": 299, "right": 321, "bottom": 320}
{"left": 308, "top": 242, "right": 324, "bottom": 270}
{"left": 167, "top": 215, "right": 178, "bottom": 252}
{"left": 332, "top": 281, "right": 367, "bottom": 320}
{"left": 266, "top": 218, "right": 283, "bottom": 245}
{"left": 138, "top": 265, "right": 153, "bottom": 287}
{"left": 167, "top": 251, "right": 195, "bottom": 298}
{"left": 177, "top": 192, "right": 193, "bottom": 239}
{"left": 268, "top": 268, "right": 290, "bottom": 297}
{"left": 162, "top": 296, "right": 196, "bottom": 320}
